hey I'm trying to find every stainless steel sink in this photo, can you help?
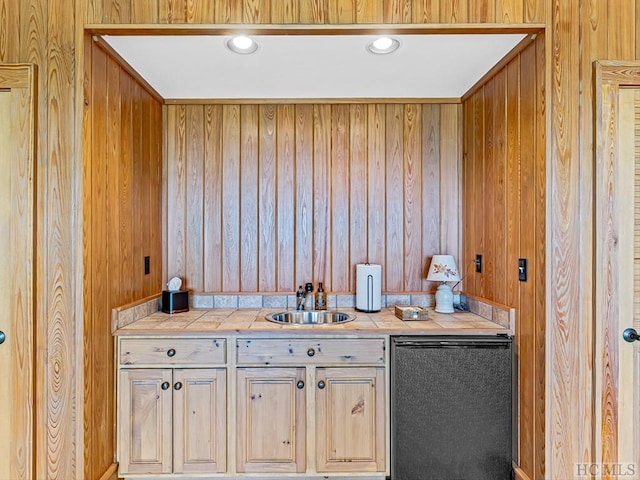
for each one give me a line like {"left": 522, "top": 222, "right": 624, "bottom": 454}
{"left": 265, "top": 310, "right": 355, "bottom": 325}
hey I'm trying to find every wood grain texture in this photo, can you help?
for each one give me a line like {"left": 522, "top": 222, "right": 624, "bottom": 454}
{"left": 7, "top": 0, "right": 639, "bottom": 477}
{"left": 83, "top": 40, "right": 163, "bottom": 479}
{"left": 461, "top": 37, "right": 545, "bottom": 480}
{"left": 166, "top": 103, "right": 460, "bottom": 294}
{"left": 0, "top": 65, "right": 36, "bottom": 480}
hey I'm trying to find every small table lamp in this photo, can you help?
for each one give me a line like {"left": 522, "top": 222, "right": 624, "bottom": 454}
{"left": 426, "top": 255, "right": 461, "bottom": 313}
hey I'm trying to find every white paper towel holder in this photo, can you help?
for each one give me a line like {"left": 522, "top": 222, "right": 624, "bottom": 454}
{"left": 355, "top": 263, "right": 382, "bottom": 313}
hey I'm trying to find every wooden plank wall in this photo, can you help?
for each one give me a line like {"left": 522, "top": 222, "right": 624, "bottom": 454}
{"left": 83, "top": 38, "right": 163, "bottom": 480}
{"left": 165, "top": 103, "right": 459, "bottom": 294}
{"left": 462, "top": 34, "right": 545, "bottom": 480}
{"left": 1, "top": 0, "right": 638, "bottom": 478}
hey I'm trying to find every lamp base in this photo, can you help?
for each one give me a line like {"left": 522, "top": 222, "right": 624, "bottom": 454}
{"left": 434, "top": 283, "right": 454, "bottom": 314}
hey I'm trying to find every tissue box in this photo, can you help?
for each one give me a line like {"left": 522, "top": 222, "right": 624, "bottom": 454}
{"left": 394, "top": 305, "right": 430, "bottom": 321}
{"left": 162, "top": 290, "right": 189, "bottom": 314}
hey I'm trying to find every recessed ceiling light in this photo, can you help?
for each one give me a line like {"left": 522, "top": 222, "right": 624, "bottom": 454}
{"left": 367, "top": 36, "right": 400, "bottom": 55}
{"left": 226, "top": 35, "right": 258, "bottom": 54}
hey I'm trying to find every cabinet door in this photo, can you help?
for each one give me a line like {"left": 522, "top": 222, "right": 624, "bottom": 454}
{"left": 173, "top": 369, "right": 227, "bottom": 473}
{"left": 315, "top": 367, "right": 386, "bottom": 472}
{"left": 119, "top": 369, "right": 173, "bottom": 474}
{"left": 236, "top": 367, "right": 306, "bottom": 473}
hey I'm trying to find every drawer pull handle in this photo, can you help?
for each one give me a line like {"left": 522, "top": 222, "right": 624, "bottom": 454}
{"left": 307, "top": 348, "right": 315, "bottom": 357}
{"left": 174, "top": 382, "right": 183, "bottom": 390}
{"left": 167, "top": 349, "right": 176, "bottom": 357}
{"left": 296, "top": 380, "right": 305, "bottom": 389}
{"left": 161, "top": 382, "right": 170, "bottom": 390}
{"left": 317, "top": 380, "right": 326, "bottom": 389}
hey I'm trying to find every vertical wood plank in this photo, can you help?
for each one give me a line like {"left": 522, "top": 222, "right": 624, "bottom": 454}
{"left": 607, "top": 0, "right": 635, "bottom": 59}
{"left": 187, "top": 0, "right": 215, "bottom": 23}
{"left": 422, "top": 105, "right": 440, "bottom": 292}
{"left": 159, "top": 0, "right": 187, "bottom": 23}
{"left": 91, "top": 46, "right": 108, "bottom": 480}
{"left": 222, "top": 105, "right": 241, "bottom": 291}
{"left": 383, "top": 0, "right": 412, "bottom": 22}
{"left": 213, "top": 0, "right": 243, "bottom": 22}
{"left": 411, "top": 0, "right": 440, "bottom": 22}
{"left": 367, "top": 104, "right": 386, "bottom": 275}
{"left": 0, "top": 0, "right": 17, "bottom": 62}
{"left": 386, "top": 104, "right": 404, "bottom": 291}
{"left": 131, "top": 83, "right": 144, "bottom": 298}
{"left": 440, "top": 104, "right": 461, "bottom": 267}
{"left": 547, "top": 1, "right": 585, "bottom": 478}
{"left": 355, "top": 0, "right": 384, "bottom": 23}
{"left": 533, "top": 34, "right": 546, "bottom": 480}
{"left": 468, "top": 0, "right": 494, "bottom": 23}
{"left": 483, "top": 80, "right": 495, "bottom": 300}
{"left": 119, "top": 72, "right": 134, "bottom": 303}
{"left": 492, "top": 69, "right": 507, "bottom": 305}
{"left": 314, "top": 105, "right": 332, "bottom": 287}
{"left": 271, "top": 0, "right": 299, "bottom": 23}
{"left": 185, "top": 105, "right": 204, "bottom": 291}
{"left": 204, "top": 105, "right": 223, "bottom": 292}
{"left": 45, "top": 0, "right": 76, "bottom": 475}
{"left": 328, "top": 0, "right": 355, "bottom": 23}
{"left": 166, "top": 105, "right": 187, "bottom": 281}
{"left": 295, "top": 105, "right": 314, "bottom": 287}
{"left": 349, "top": 105, "right": 368, "bottom": 290}
{"left": 331, "top": 105, "right": 350, "bottom": 291}
{"left": 240, "top": 105, "right": 259, "bottom": 291}
{"left": 462, "top": 100, "right": 475, "bottom": 293}
{"left": 403, "top": 104, "right": 422, "bottom": 291}
{"left": 277, "top": 105, "right": 296, "bottom": 290}
{"left": 439, "top": 0, "right": 468, "bottom": 22}
{"left": 243, "top": 0, "right": 271, "bottom": 23}
{"left": 473, "top": 90, "right": 485, "bottom": 297}
{"left": 104, "top": 0, "right": 131, "bottom": 23}
{"left": 259, "top": 105, "right": 277, "bottom": 291}
{"left": 524, "top": 0, "right": 545, "bottom": 22}
{"left": 131, "top": 0, "right": 159, "bottom": 22}
{"left": 140, "top": 90, "right": 152, "bottom": 297}
{"left": 496, "top": 0, "right": 524, "bottom": 22}
{"left": 299, "top": 0, "right": 327, "bottom": 23}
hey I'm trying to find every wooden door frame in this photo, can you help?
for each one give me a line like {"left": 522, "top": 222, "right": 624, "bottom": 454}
{"left": 594, "top": 60, "right": 640, "bottom": 474}
{"left": 0, "top": 63, "right": 37, "bottom": 480}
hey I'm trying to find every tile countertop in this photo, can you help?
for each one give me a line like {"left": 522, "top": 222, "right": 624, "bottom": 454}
{"left": 113, "top": 307, "right": 511, "bottom": 337}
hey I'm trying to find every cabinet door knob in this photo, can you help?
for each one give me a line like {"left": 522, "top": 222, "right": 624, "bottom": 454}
{"left": 317, "top": 380, "right": 326, "bottom": 389}
{"left": 161, "top": 381, "right": 170, "bottom": 390}
{"left": 0, "top": 330, "right": 5, "bottom": 345}
{"left": 174, "top": 382, "right": 183, "bottom": 390}
{"left": 167, "top": 348, "right": 176, "bottom": 357}
{"left": 307, "top": 348, "right": 315, "bottom": 357}
{"left": 296, "top": 380, "right": 305, "bottom": 389}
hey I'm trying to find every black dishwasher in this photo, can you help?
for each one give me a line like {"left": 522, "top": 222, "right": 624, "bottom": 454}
{"left": 391, "top": 335, "right": 513, "bottom": 480}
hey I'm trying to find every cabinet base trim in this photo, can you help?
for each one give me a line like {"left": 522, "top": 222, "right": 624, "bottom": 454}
{"left": 98, "top": 463, "right": 119, "bottom": 480}
{"left": 514, "top": 466, "right": 532, "bottom": 480}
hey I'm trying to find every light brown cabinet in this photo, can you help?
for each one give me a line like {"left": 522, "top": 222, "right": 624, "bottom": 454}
{"left": 236, "top": 367, "right": 307, "bottom": 473}
{"left": 315, "top": 367, "right": 386, "bottom": 473}
{"left": 235, "top": 338, "right": 387, "bottom": 475}
{"left": 117, "top": 338, "right": 227, "bottom": 475}
{"left": 117, "top": 335, "right": 387, "bottom": 478}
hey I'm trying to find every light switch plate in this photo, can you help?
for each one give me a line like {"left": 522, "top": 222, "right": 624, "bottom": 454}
{"left": 518, "top": 258, "right": 527, "bottom": 282}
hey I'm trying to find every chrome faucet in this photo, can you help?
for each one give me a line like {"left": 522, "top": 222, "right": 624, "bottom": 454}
{"left": 296, "top": 283, "right": 315, "bottom": 310}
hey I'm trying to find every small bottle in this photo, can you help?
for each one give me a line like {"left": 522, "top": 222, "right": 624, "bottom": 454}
{"left": 296, "top": 285, "right": 304, "bottom": 310}
{"left": 304, "top": 282, "right": 314, "bottom": 310}
{"left": 315, "top": 282, "right": 327, "bottom": 310}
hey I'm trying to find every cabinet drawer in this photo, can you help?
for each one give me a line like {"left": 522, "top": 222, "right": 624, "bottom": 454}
{"left": 120, "top": 338, "right": 226, "bottom": 365}
{"left": 236, "top": 338, "right": 385, "bottom": 365}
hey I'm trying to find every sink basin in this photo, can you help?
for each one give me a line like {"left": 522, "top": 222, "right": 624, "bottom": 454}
{"left": 265, "top": 310, "right": 355, "bottom": 325}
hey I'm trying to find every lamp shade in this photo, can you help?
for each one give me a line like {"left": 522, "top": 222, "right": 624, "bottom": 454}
{"left": 426, "top": 255, "right": 460, "bottom": 282}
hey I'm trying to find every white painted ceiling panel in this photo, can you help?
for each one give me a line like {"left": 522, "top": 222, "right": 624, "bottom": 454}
{"left": 102, "top": 33, "right": 527, "bottom": 99}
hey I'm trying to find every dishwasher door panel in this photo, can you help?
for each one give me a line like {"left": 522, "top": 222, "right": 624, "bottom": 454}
{"left": 391, "top": 336, "right": 513, "bottom": 480}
